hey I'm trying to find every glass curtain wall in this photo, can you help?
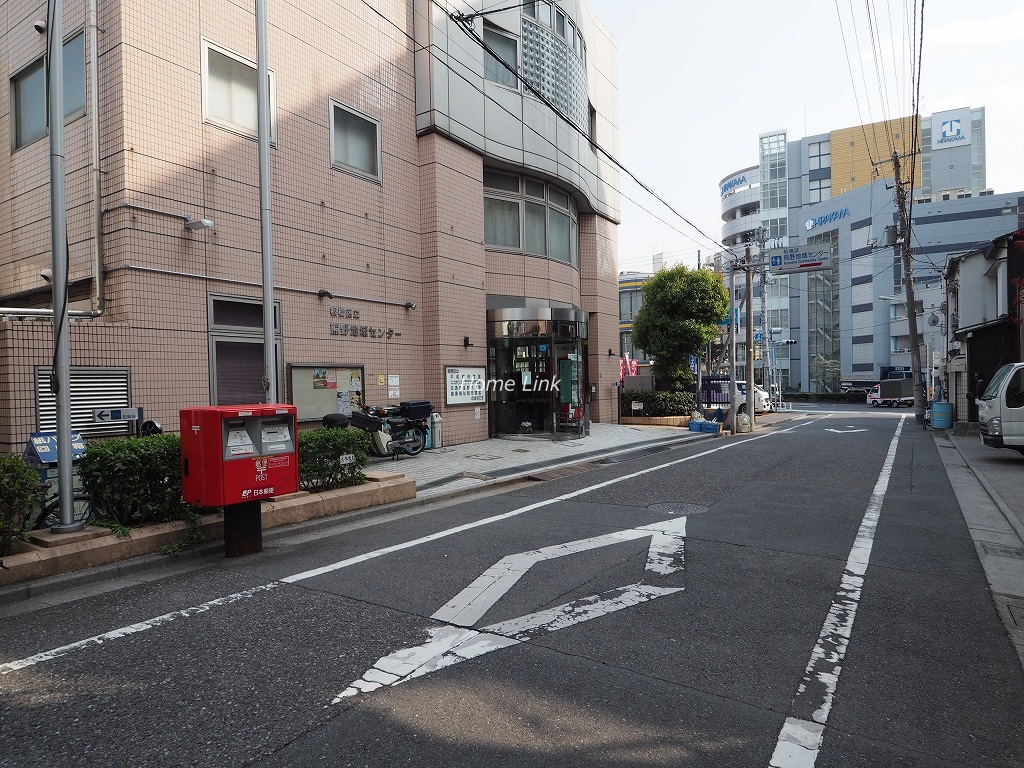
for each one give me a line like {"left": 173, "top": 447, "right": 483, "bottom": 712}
{"left": 806, "top": 229, "right": 841, "bottom": 392}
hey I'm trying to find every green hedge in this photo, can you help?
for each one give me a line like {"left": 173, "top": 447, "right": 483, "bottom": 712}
{"left": 77, "top": 434, "right": 199, "bottom": 527}
{"left": 297, "top": 427, "right": 371, "bottom": 492}
{"left": 0, "top": 454, "right": 39, "bottom": 557}
{"left": 620, "top": 390, "right": 698, "bottom": 417}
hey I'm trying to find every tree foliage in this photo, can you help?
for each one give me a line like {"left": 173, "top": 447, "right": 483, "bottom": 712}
{"left": 631, "top": 266, "right": 730, "bottom": 388}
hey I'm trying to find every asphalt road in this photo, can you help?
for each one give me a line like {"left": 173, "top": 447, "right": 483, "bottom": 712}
{"left": 2, "top": 411, "right": 1022, "bottom": 767}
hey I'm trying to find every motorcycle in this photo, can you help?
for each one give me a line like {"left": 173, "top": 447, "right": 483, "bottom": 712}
{"left": 349, "top": 400, "right": 432, "bottom": 458}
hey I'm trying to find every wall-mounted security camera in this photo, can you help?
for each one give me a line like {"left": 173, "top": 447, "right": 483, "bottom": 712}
{"left": 40, "top": 267, "right": 53, "bottom": 283}
{"left": 33, "top": 19, "right": 47, "bottom": 34}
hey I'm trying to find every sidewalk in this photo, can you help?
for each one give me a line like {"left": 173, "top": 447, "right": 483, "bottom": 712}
{"left": 380, "top": 411, "right": 801, "bottom": 500}
{"left": 936, "top": 430, "right": 1024, "bottom": 665}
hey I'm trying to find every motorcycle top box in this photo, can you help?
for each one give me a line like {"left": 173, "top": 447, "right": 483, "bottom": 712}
{"left": 400, "top": 400, "right": 432, "bottom": 420}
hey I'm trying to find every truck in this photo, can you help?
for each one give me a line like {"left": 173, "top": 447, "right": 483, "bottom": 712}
{"left": 977, "top": 362, "right": 1024, "bottom": 455}
{"left": 876, "top": 377, "right": 914, "bottom": 408}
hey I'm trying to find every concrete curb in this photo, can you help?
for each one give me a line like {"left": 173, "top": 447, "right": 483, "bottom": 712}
{"left": 946, "top": 435, "right": 1024, "bottom": 545}
{"left": 0, "top": 420, "right": 801, "bottom": 605}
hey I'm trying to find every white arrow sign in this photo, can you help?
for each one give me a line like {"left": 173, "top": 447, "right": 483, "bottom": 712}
{"left": 825, "top": 426, "right": 867, "bottom": 433}
{"left": 335, "top": 517, "right": 688, "bottom": 702}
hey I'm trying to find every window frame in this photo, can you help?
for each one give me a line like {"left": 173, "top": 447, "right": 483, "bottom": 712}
{"left": 10, "top": 29, "right": 88, "bottom": 151}
{"left": 483, "top": 25, "right": 520, "bottom": 90}
{"left": 208, "top": 294, "right": 283, "bottom": 406}
{"left": 329, "top": 99, "right": 383, "bottom": 183}
{"left": 201, "top": 38, "right": 277, "bottom": 142}
{"left": 483, "top": 169, "right": 579, "bottom": 268}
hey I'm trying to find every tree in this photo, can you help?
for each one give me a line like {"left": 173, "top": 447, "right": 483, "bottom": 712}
{"left": 811, "top": 354, "right": 841, "bottom": 393}
{"left": 631, "top": 266, "right": 730, "bottom": 389}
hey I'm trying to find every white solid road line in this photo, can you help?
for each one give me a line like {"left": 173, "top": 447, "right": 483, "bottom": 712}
{"left": 769, "top": 416, "right": 906, "bottom": 768}
{"left": 2, "top": 419, "right": 821, "bottom": 676}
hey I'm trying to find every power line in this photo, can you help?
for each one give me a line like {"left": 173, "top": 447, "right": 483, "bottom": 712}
{"left": 432, "top": 0, "right": 728, "bottom": 255}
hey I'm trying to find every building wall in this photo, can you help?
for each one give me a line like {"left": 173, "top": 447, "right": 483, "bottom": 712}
{"left": 0, "top": 0, "right": 620, "bottom": 452}
{"left": 829, "top": 116, "right": 920, "bottom": 196}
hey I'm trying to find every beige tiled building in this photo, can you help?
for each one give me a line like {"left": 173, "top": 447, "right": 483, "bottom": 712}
{"left": 0, "top": 0, "right": 620, "bottom": 452}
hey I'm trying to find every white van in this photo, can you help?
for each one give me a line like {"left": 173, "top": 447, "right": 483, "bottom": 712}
{"left": 977, "top": 362, "right": 1024, "bottom": 455}
{"left": 735, "top": 381, "right": 773, "bottom": 414}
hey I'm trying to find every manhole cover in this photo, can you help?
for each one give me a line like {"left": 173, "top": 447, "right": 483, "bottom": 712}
{"left": 465, "top": 453, "right": 503, "bottom": 461}
{"left": 647, "top": 502, "right": 709, "bottom": 516}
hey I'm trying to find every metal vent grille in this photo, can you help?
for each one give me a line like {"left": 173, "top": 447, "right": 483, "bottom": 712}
{"left": 35, "top": 366, "right": 132, "bottom": 437}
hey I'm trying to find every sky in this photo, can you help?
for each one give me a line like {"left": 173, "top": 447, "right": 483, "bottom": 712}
{"left": 585, "top": 0, "right": 1024, "bottom": 275}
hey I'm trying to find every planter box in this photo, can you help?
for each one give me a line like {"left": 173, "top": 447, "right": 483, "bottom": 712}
{"left": 620, "top": 416, "right": 691, "bottom": 427}
{"left": 0, "top": 471, "right": 415, "bottom": 589}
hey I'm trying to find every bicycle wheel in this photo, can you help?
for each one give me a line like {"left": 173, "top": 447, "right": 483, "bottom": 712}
{"left": 40, "top": 495, "right": 94, "bottom": 528}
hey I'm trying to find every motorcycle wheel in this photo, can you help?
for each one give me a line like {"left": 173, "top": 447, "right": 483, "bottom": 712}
{"left": 403, "top": 426, "right": 427, "bottom": 456}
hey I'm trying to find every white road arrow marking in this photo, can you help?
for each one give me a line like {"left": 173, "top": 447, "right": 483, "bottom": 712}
{"left": 335, "top": 518, "right": 687, "bottom": 702}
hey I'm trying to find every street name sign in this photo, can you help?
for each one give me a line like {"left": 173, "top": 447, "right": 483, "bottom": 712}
{"left": 768, "top": 245, "right": 832, "bottom": 275}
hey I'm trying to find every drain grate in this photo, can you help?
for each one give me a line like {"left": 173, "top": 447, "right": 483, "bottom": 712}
{"left": 981, "top": 542, "right": 1024, "bottom": 559}
{"left": 1008, "top": 604, "right": 1024, "bottom": 630}
{"left": 647, "top": 502, "right": 709, "bottom": 516}
{"left": 528, "top": 462, "right": 603, "bottom": 481}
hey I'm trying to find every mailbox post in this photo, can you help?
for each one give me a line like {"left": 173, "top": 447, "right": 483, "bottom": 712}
{"left": 180, "top": 404, "right": 298, "bottom": 557}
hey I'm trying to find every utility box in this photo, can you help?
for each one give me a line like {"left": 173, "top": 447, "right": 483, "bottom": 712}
{"left": 179, "top": 404, "right": 299, "bottom": 508}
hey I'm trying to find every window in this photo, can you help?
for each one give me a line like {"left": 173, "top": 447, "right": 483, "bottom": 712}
{"left": 808, "top": 140, "right": 831, "bottom": 170}
{"left": 485, "top": 198, "right": 521, "bottom": 249}
{"left": 555, "top": 9, "right": 566, "bottom": 37}
{"left": 10, "top": 31, "right": 87, "bottom": 150}
{"left": 203, "top": 40, "right": 275, "bottom": 139}
{"left": 483, "top": 27, "right": 518, "bottom": 89}
{"left": 209, "top": 295, "right": 282, "bottom": 406}
{"left": 331, "top": 101, "right": 381, "bottom": 181}
{"left": 484, "top": 169, "right": 579, "bottom": 266}
{"left": 809, "top": 178, "right": 831, "bottom": 203}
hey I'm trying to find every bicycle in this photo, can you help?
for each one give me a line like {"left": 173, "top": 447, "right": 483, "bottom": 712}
{"left": 32, "top": 482, "right": 94, "bottom": 529}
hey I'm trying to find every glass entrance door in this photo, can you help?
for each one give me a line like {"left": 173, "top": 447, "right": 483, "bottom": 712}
{"left": 486, "top": 307, "right": 589, "bottom": 438}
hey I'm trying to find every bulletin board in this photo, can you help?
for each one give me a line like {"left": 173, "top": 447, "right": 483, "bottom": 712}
{"left": 288, "top": 364, "right": 364, "bottom": 422}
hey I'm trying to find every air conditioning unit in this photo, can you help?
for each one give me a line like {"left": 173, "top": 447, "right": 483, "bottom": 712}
{"left": 980, "top": 189, "right": 994, "bottom": 196}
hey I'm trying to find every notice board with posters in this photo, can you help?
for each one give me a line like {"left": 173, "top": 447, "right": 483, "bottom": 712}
{"left": 289, "top": 364, "right": 364, "bottom": 422}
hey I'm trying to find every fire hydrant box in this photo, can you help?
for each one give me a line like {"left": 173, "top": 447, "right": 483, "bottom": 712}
{"left": 180, "top": 404, "right": 299, "bottom": 507}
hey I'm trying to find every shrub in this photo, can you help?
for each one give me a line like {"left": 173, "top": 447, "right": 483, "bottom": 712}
{"left": 620, "top": 390, "right": 697, "bottom": 417}
{"left": 77, "top": 434, "right": 198, "bottom": 527}
{"left": 0, "top": 454, "right": 39, "bottom": 556}
{"left": 298, "top": 427, "right": 371, "bottom": 492}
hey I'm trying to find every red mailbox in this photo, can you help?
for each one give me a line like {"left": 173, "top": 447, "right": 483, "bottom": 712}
{"left": 180, "top": 404, "right": 299, "bottom": 508}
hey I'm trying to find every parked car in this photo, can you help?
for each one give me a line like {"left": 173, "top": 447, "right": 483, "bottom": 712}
{"left": 736, "top": 381, "right": 773, "bottom": 414}
{"left": 867, "top": 384, "right": 881, "bottom": 407}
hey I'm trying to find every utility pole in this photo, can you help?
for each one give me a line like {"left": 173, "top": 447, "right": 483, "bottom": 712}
{"left": 745, "top": 245, "right": 756, "bottom": 427}
{"left": 729, "top": 257, "right": 738, "bottom": 435}
{"left": 891, "top": 150, "right": 925, "bottom": 424}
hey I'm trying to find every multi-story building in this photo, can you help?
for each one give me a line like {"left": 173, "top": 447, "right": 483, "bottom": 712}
{"left": 719, "top": 107, "right": 1022, "bottom": 392}
{"left": 0, "top": 0, "right": 621, "bottom": 452}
